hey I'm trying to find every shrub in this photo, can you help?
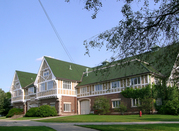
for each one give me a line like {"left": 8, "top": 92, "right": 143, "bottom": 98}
{"left": 36, "top": 105, "right": 57, "bottom": 117}
{"left": 115, "top": 102, "right": 127, "bottom": 115}
{"left": 93, "top": 96, "right": 110, "bottom": 115}
{"left": 6, "top": 108, "right": 23, "bottom": 118}
{"left": 25, "top": 107, "right": 38, "bottom": 117}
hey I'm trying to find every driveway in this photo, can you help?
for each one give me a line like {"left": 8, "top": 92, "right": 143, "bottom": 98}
{"left": 1, "top": 119, "right": 179, "bottom": 131}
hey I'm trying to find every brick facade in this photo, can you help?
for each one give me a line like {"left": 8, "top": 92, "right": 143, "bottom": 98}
{"left": 61, "top": 96, "right": 77, "bottom": 115}
{"left": 77, "top": 93, "right": 139, "bottom": 114}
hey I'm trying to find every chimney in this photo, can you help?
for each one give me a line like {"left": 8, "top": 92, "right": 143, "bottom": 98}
{"left": 69, "top": 65, "right": 72, "bottom": 70}
{"left": 86, "top": 68, "right": 89, "bottom": 76}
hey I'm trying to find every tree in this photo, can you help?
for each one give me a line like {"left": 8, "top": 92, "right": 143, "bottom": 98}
{"left": 0, "top": 88, "right": 6, "bottom": 114}
{"left": 93, "top": 96, "right": 110, "bottom": 115}
{"left": 0, "top": 89, "right": 11, "bottom": 116}
{"left": 66, "top": 0, "right": 179, "bottom": 60}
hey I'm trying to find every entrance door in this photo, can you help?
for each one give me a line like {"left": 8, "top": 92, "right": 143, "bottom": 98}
{"left": 80, "top": 100, "right": 90, "bottom": 114}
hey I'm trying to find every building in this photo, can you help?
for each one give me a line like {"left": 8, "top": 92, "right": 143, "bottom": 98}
{"left": 10, "top": 43, "right": 179, "bottom": 115}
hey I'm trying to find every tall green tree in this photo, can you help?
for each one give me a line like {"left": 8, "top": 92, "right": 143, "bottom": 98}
{"left": 0, "top": 88, "right": 6, "bottom": 114}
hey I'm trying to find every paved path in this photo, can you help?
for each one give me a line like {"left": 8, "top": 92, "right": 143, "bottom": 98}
{"left": 1, "top": 119, "right": 179, "bottom": 131}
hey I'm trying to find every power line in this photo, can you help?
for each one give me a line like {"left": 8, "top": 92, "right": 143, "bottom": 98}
{"left": 38, "top": 0, "right": 75, "bottom": 63}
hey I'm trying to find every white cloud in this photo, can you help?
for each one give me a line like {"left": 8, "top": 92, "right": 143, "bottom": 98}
{"left": 36, "top": 57, "right": 43, "bottom": 61}
{"left": 36, "top": 56, "right": 54, "bottom": 61}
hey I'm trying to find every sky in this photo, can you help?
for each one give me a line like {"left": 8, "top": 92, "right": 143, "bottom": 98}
{"left": 0, "top": 0, "right": 154, "bottom": 92}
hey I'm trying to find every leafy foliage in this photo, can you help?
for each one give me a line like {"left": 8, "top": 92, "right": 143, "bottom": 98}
{"left": 0, "top": 89, "right": 11, "bottom": 116}
{"left": 139, "top": 97, "right": 153, "bottom": 114}
{"left": 35, "top": 105, "right": 57, "bottom": 117}
{"left": 80, "top": 0, "right": 179, "bottom": 60}
{"left": 25, "top": 107, "right": 38, "bottom": 117}
{"left": 114, "top": 101, "right": 127, "bottom": 115}
{"left": 6, "top": 108, "right": 23, "bottom": 118}
{"left": 93, "top": 96, "right": 110, "bottom": 115}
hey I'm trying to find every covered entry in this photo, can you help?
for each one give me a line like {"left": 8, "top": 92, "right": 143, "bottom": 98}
{"left": 80, "top": 100, "right": 90, "bottom": 114}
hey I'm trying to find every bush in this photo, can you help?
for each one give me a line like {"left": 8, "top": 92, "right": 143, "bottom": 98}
{"left": 6, "top": 108, "right": 23, "bottom": 118}
{"left": 36, "top": 105, "right": 57, "bottom": 117}
{"left": 25, "top": 107, "right": 38, "bottom": 117}
{"left": 93, "top": 96, "right": 110, "bottom": 115}
{"left": 115, "top": 102, "right": 127, "bottom": 115}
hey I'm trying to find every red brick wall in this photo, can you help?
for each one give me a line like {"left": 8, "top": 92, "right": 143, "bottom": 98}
{"left": 61, "top": 96, "right": 77, "bottom": 115}
{"left": 77, "top": 93, "right": 139, "bottom": 114}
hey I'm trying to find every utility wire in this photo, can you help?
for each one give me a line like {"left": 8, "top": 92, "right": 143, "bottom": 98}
{"left": 38, "top": 0, "right": 74, "bottom": 63}
{"left": 38, "top": 0, "right": 86, "bottom": 78}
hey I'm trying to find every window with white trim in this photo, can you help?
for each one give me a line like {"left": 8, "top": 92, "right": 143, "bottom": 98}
{"left": 50, "top": 102, "right": 55, "bottom": 107}
{"left": 81, "top": 87, "right": 87, "bottom": 93}
{"left": 131, "top": 77, "right": 141, "bottom": 85}
{"left": 131, "top": 98, "right": 140, "bottom": 107}
{"left": 111, "top": 81, "right": 120, "bottom": 88}
{"left": 15, "top": 82, "right": 20, "bottom": 89}
{"left": 63, "top": 81, "right": 71, "bottom": 89}
{"left": 40, "top": 83, "right": 45, "bottom": 91}
{"left": 43, "top": 70, "right": 49, "bottom": 77}
{"left": 156, "top": 98, "right": 162, "bottom": 106}
{"left": 18, "top": 90, "right": 22, "bottom": 96}
{"left": 47, "top": 81, "right": 53, "bottom": 90}
{"left": 112, "top": 101, "right": 120, "bottom": 108}
{"left": 64, "top": 103, "right": 71, "bottom": 112}
{"left": 95, "top": 84, "right": 102, "bottom": 91}
{"left": 28, "top": 87, "right": 36, "bottom": 95}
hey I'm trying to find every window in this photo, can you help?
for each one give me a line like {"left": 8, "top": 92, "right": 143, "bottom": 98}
{"left": 131, "top": 98, "right": 140, "bottom": 107}
{"left": 64, "top": 103, "right": 71, "bottom": 112}
{"left": 15, "top": 82, "right": 20, "bottom": 89}
{"left": 18, "top": 90, "right": 22, "bottom": 96}
{"left": 28, "top": 87, "right": 36, "bottom": 95}
{"left": 81, "top": 87, "right": 87, "bottom": 93}
{"left": 112, "top": 101, "right": 120, "bottom": 108}
{"left": 111, "top": 81, "right": 120, "bottom": 88}
{"left": 156, "top": 98, "right": 162, "bottom": 106}
{"left": 95, "top": 84, "right": 102, "bottom": 91}
{"left": 43, "top": 70, "right": 49, "bottom": 77}
{"left": 50, "top": 102, "right": 55, "bottom": 107}
{"left": 47, "top": 81, "right": 53, "bottom": 90}
{"left": 63, "top": 81, "right": 71, "bottom": 89}
{"left": 40, "top": 83, "right": 45, "bottom": 91}
{"left": 131, "top": 77, "right": 141, "bottom": 85}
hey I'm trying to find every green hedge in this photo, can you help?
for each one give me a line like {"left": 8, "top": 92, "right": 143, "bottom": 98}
{"left": 25, "top": 107, "right": 38, "bottom": 117}
{"left": 6, "top": 108, "right": 23, "bottom": 118}
{"left": 24, "top": 105, "right": 57, "bottom": 117}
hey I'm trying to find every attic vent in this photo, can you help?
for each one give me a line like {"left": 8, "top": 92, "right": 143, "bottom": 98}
{"left": 102, "top": 60, "right": 109, "bottom": 66}
{"left": 69, "top": 65, "right": 72, "bottom": 70}
{"left": 86, "top": 68, "right": 89, "bottom": 76}
{"left": 151, "top": 45, "right": 160, "bottom": 52}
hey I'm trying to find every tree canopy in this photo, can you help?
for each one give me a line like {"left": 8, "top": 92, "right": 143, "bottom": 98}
{"left": 66, "top": 0, "right": 179, "bottom": 60}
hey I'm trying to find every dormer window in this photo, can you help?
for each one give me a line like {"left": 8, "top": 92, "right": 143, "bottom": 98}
{"left": 28, "top": 87, "right": 36, "bottom": 95}
{"left": 43, "top": 70, "right": 49, "bottom": 77}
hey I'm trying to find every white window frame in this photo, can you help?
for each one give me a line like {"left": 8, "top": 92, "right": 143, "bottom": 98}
{"left": 131, "top": 98, "right": 140, "bottom": 107}
{"left": 131, "top": 77, "right": 141, "bottom": 85}
{"left": 111, "top": 98, "right": 121, "bottom": 108}
{"left": 40, "top": 83, "right": 46, "bottom": 92}
{"left": 28, "top": 87, "right": 35, "bottom": 95}
{"left": 111, "top": 81, "right": 120, "bottom": 88}
{"left": 43, "top": 70, "right": 49, "bottom": 77}
{"left": 63, "top": 81, "right": 72, "bottom": 90}
{"left": 81, "top": 87, "right": 87, "bottom": 93}
{"left": 95, "top": 84, "right": 102, "bottom": 91}
{"left": 64, "top": 102, "right": 71, "bottom": 112}
{"left": 47, "top": 81, "right": 53, "bottom": 90}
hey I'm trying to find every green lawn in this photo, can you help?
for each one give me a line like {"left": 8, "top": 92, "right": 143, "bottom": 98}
{"left": 78, "top": 124, "right": 179, "bottom": 131}
{"left": 0, "top": 117, "right": 6, "bottom": 119}
{"left": 12, "top": 117, "right": 43, "bottom": 120}
{"left": 36, "top": 114, "right": 179, "bottom": 123}
{"left": 0, "top": 126, "right": 55, "bottom": 131}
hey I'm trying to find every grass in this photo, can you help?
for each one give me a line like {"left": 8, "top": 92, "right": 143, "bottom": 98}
{"left": 12, "top": 117, "right": 43, "bottom": 120}
{"left": 36, "top": 114, "right": 179, "bottom": 123}
{"left": 0, "top": 126, "right": 55, "bottom": 131}
{"left": 78, "top": 124, "right": 179, "bottom": 131}
{"left": 0, "top": 116, "right": 6, "bottom": 119}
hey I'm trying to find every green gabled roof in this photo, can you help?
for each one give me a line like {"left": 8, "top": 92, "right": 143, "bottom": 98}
{"left": 44, "top": 56, "right": 91, "bottom": 81}
{"left": 16, "top": 71, "right": 37, "bottom": 88}
{"left": 78, "top": 60, "right": 159, "bottom": 86}
{"left": 78, "top": 43, "right": 179, "bottom": 86}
